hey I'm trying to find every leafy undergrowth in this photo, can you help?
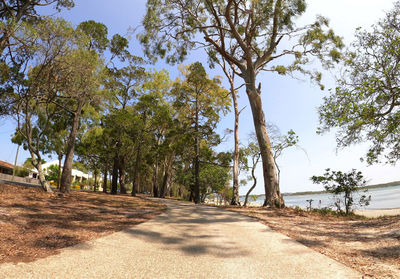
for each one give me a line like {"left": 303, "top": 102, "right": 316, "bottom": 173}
{"left": 0, "top": 183, "right": 166, "bottom": 264}
{"left": 228, "top": 206, "right": 400, "bottom": 279}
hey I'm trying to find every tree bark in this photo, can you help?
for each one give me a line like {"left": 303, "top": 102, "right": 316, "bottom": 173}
{"left": 93, "top": 169, "right": 98, "bottom": 192}
{"left": 245, "top": 79, "right": 284, "bottom": 208}
{"left": 31, "top": 154, "right": 52, "bottom": 192}
{"left": 244, "top": 153, "right": 260, "bottom": 207}
{"left": 119, "top": 164, "right": 127, "bottom": 194}
{"left": 111, "top": 154, "right": 119, "bottom": 195}
{"left": 152, "top": 163, "right": 159, "bottom": 197}
{"left": 160, "top": 170, "right": 168, "bottom": 198}
{"left": 102, "top": 167, "right": 108, "bottom": 193}
{"left": 230, "top": 83, "right": 240, "bottom": 205}
{"left": 194, "top": 91, "right": 200, "bottom": 204}
{"left": 60, "top": 102, "right": 83, "bottom": 193}
{"left": 160, "top": 152, "right": 174, "bottom": 198}
{"left": 57, "top": 154, "right": 62, "bottom": 189}
{"left": 131, "top": 140, "right": 142, "bottom": 197}
{"left": 131, "top": 112, "right": 146, "bottom": 197}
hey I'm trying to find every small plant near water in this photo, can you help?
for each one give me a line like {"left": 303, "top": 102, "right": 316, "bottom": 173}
{"left": 311, "top": 169, "right": 371, "bottom": 215}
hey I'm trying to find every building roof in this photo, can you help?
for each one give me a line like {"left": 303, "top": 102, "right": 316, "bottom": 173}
{"left": 0, "top": 160, "right": 14, "bottom": 170}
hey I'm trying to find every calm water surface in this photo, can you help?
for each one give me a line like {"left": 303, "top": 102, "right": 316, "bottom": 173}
{"left": 246, "top": 185, "right": 400, "bottom": 210}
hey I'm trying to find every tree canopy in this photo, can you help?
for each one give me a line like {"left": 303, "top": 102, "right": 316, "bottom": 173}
{"left": 140, "top": 0, "right": 343, "bottom": 207}
{"left": 318, "top": 1, "right": 400, "bottom": 165}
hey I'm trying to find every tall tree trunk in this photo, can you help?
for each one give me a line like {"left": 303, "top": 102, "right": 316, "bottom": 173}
{"left": 131, "top": 112, "right": 146, "bottom": 197}
{"left": 218, "top": 55, "right": 241, "bottom": 205}
{"left": 119, "top": 164, "right": 127, "bottom": 194}
{"left": 189, "top": 190, "right": 194, "bottom": 202}
{"left": 167, "top": 168, "right": 173, "bottom": 197}
{"left": 194, "top": 92, "right": 200, "bottom": 204}
{"left": 160, "top": 170, "right": 168, "bottom": 198}
{"left": 102, "top": 166, "right": 108, "bottom": 193}
{"left": 131, "top": 141, "right": 142, "bottom": 197}
{"left": 93, "top": 169, "right": 98, "bottom": 192}
{"left": 153, "top": 134, "right": 163, "bottom": 198}
{"left": 153, "top": 163, "right": 159, "bottom": 197}
{"left": 245, "top": 80, "right": 284, "bottom": 208}
{"left": 60, "top": 103, "right": 83, "bottom": 193}
{"left": 57, "top": 154, "right": 62, "bottom": 189}
{"left": 111, "top": 154, "right": 119, "bottom": 195}
{"left": 160, "top": 153, "right": 174, "bottom": 198}
{"left": 230, "top": 84, "right": 240, "bottom": 205}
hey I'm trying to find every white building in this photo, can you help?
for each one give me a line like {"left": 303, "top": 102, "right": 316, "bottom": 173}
{"left": 29, "top": 160, "right": 90, "bottom": 183}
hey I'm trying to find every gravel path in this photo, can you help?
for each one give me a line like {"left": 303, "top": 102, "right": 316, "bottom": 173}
{"left": 0, "top": 199, "right": 361, "bottom": 279}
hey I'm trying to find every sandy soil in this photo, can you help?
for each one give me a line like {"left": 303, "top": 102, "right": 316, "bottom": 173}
{"left": 355, "top": 208, "right": 400, "bottom": 218}
{"left": 0, "top": 183, "right": 166, "bottom": 264}
{"left": 228, "top": 206, "right": 400, "bottom": 279}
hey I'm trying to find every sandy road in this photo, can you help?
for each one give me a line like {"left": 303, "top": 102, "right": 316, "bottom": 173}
{"left": 0, "top": 199, "right": 361, "bottom": 279}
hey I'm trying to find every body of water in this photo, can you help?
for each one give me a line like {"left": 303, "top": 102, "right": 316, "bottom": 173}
{"left": 243, "top": 185, "right": 400, "bottom": 210}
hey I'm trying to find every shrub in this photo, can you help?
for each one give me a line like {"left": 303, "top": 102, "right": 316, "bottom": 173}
{"left": 14, "top": 166, "right": 30, "bottom": 178}
{"left": 311, "top": 169, "right": 371, "bottom": 215}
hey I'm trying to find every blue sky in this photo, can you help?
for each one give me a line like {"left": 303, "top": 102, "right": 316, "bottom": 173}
{"left": 1, "top": 0, "right": 398, "bottom": 195}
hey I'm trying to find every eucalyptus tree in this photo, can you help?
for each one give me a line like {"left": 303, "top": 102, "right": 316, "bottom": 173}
{"left": 102, "top": 107, "right": 140, "bottom": 194}
{"left": 134, "top": 70, "right": 174, "bottom": 197}
{"left": 242, "top": 138, "right": 261, "bottom": 207}
{"left": 318, "top": 1, "right": 400, "bottom": 165}
{"left": 242, "top": 126, "right": 300, "bottom": 206}
{"left": 0, "top": 1, "right": 74, "bottom": 119}
{"left": 171, "top": 62, "right": 230, "bottom": 203}
{"left": 57, "top": 41, "right": 104, "bottom": 193}
{"left": 209, "top": 50, "right": 243, "bottom": 205}
{"left": 42, "top": 114, "right": 69, "bottom": 188}
{"left": 140, "top": 0, "right": 343, "bottom": 207}
{"left": 75, "top": 126, "right": 105, "bottom": 191}
{"left": 131, "top": 74, "right": 174, "bottom": 196}
{"left": 3, "top": 18, "right": 76, "bottom": 192}
{"left": 102, "top": 57, "right": 146, "bottom": 194}
{"left": 59, "top": 21, "right": 130, "bottom": 193}
{"left": 199, "top": 144, "right": 231, "bottom": 203}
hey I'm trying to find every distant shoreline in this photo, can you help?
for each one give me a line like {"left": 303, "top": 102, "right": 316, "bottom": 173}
{"left": 283, "top": 180, "right": 400, "bottom": 197}
{"left": 240, "top": 180, "right": 400, "bottom": 199}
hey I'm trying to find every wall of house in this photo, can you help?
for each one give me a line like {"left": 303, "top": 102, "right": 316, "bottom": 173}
{"left": 0, "top": 167, "right": 13, "bottom": 175}
{"left": 0, "top": 173, "right": 40, "bottom": 185}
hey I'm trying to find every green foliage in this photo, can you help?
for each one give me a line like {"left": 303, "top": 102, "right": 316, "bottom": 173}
{"left": 311, "top": 169, "right": 371, "bottom": 214}
{"left": 45, "top": 164, "right": 60, "bottom": 181}
{"left": 23, "top": 158, "right": 45, "bottom": 169}
{"left": 0, "top": 1, "right": 75, "bottom": 114}
{"left": 311, "top": 207, "right": 337, "bottom": 216}
{"left": 72, "top": 162, "right": 87, "bottom": 173}
{"left": 250, "top": 195, "right": 258, "bottom": 202}
{"left": 172, "top": 62, "right": 231, "bottom": 129}
{"left": 199, "top": 163, "right": 230, "bottom": 200}
{"left": 318, "top": 2, "right": 400, "bottom": 164}
{"left": 13, "top": 166, "right": 30, "bottom": 178}
{"left": 140, "top": 0, "right": 343, "bottom": 86}
{"left": 170, "top": 62, "right": 230, "bottom": 202}
{"left": 0, "top": 0, "right": 74, "bottom": 52}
